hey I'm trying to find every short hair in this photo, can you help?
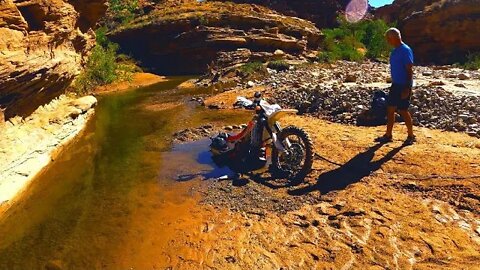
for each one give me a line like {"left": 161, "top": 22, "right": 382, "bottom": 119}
{"left": 385, "top": 28, "right": 402, "bottom": 39}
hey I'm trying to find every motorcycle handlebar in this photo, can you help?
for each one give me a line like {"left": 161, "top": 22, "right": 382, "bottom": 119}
{"left": 253, "top": 91, "right": 262, "bottom": 107}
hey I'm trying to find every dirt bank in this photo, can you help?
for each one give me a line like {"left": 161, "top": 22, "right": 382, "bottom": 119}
{"left": 94, "top": 73, "right": 167, "bottom": 94}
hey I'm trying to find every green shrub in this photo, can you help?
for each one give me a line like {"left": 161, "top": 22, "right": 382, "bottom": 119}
{"left": 267, "top": 60, "right": 290, "bottom": 71}
{"left": 109, "top": 0, "right": 139, "bottom": 24}
{"left": 318, "top": 18, "right": 391, "bottom": 62}
{"left": 198, "top": 16, "right": 209, "bottom": 25}
{"left": 73, "top": 28, "right": 137, "bottom": 94}
{"left": 462, "top": 52, "right": 480, "bottom": 70}
{"left": 317, "top": 51, "right": 333, "bottom": 63}
{"left": 360, "top": 19, "right": 391, "bottom": 59}
{"left": 95, "top": 26, "right": 110, "bottom": 47}
{"left": 239, "top": 61, "right": 264, "bottom": 74}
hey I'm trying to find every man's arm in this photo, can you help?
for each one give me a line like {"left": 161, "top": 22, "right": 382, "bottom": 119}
{"left": 401, "top": 63, "right": 413, "bottom": 99}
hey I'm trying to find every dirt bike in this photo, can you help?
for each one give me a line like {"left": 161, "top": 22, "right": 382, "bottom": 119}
{"left": 210, "top": 92, "right": 314, "bottom": 182}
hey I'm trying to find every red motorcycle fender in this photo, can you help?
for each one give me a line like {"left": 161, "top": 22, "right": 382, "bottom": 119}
{"left": 227, "top": 121, "right": 255, "bottom": 142}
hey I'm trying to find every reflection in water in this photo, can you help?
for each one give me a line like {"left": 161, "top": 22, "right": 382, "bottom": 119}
{"left": 0, "top": 78, "right": 250, "bottom": 269}
{"left": 174, "top": 139, "right": 236, "bottom": 182}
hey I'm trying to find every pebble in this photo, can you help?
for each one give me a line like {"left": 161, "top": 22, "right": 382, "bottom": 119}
{"left": 422, "top": 71, "right": 433, "bottom": 76}
{"left": 430, "top": 81, "right": 445, "bottom": 86}
{"left": 208, "top": 104, "right": 220, "bottom": 110}
{"left": 344, "top": 74, "right": 357, "bottom": 83}
{"left": 274, "top": 49, "right": 285, "bottom": 56}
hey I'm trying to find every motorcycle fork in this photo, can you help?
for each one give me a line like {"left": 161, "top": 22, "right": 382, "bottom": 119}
{"left": 267, "top": 122, "right": 290, "bottom": 153}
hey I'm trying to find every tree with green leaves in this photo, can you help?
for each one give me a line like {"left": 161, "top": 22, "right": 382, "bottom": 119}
{"left": 318, "top": 17, "right": 392, "bottom": 62}
{"left": 73, "top": 27, "right": 138, "bottom": 94}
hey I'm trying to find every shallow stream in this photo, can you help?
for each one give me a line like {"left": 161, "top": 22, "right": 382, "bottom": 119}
{"left": 0, "top": 78, "right": 250, "bottom": 269}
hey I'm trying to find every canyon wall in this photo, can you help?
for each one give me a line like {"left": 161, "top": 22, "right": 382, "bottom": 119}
{"left": 214, "top": 0, "right": 349, "bottom": 28}
{"left": 109, "top": 0, "right": 323, "bottom": 75}
{"left": 376, "top": 0, "right": 480, "bottom": 64}
{"left": 0, "top": 0, "right": 107, "bottom": 119}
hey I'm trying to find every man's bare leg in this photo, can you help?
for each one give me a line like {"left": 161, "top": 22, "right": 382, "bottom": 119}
{"left": 399, "top": 109, "right": 414, "bottom": 137}
{"left": 385, "top": 106, "right": 396, "bottom": 137}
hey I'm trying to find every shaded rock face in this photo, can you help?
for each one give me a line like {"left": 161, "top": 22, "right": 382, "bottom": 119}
{"left": 68, "top": 0, "right": 109, "bottom": 32}
{"left": 376, "top": 0, "right": 480, "bottom": 64}
{"left": 215, "top": 0, "right": 349, "bottom": 28}
{"left": 109, "top": 1, "right": 322, "bottom": 75}
{"left": 0, "top": 0, "right": 107, "bottom": 119}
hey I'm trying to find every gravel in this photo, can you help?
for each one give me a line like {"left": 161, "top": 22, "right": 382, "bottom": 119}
{"left": 254, "top": 62, "right": 480, "bottom": 138}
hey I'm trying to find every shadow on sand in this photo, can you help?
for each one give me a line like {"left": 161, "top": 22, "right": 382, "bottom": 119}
{"left": 288, "top": 142, "right": 406, "bottom": 196}
{"left": 177, "top": 140, "right": 407, "bottom": 195}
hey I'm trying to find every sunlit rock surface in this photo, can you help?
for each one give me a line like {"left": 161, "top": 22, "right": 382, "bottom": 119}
{"left": 0, "top": 0, "right": 107, "bottom": 119}
{"left": 214, "top": 0, "right": 349, "bottom": 28}
{"left": 109, "top": 0, "right": 322, "bottom": 75}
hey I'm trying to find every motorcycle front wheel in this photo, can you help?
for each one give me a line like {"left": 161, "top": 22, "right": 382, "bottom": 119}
{"left": 271, "top": 126, "right": 314, "bottom": 183}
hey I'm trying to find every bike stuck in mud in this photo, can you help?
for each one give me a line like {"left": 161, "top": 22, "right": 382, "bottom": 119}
{"left": 209, "top": 92, "right": 314, "bottom": 183}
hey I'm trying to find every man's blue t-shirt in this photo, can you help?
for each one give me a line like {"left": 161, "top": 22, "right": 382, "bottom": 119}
{"left": 390, "top": 43, "right": 414, "bottom": 85}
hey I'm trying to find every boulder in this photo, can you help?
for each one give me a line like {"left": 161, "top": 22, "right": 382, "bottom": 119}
{"left": 376, "top": 0, "right": 480, "bottom": 64}
{"left": 274, "top": 49, "right": 286, "bottom": 57}
{"left": 70, "top": 96, "right": 98, "bottom": 113}
{"left": 0, "top": 0, "right": 107, "bottom": 119}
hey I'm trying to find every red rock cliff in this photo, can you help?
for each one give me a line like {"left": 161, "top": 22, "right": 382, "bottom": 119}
{"left": 214, "top": 0, "right": 349, "bottom": 28}
{"left": 109, "top": 1, "right": 323, "bottom": 75}
{"left": 0, "top": 0, "right": 107, "bottom": 119}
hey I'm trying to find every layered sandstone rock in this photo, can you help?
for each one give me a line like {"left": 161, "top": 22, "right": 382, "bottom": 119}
{"left": 215, "top": 0, "right": 349, "bottom": 28}
{"left": 376, "top": 0, "right": 480, "bottom": 64}
{"left": 0, "top": 0, "right": 107, "bottom": 119}
{"left": 109, "top": 0, "right": 322, "bottom": 75}
{"left": 0, "top": 94, "right": 97, "bottom": 208}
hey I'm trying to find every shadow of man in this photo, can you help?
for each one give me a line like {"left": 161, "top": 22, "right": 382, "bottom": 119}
{"left": 289, "top": 142, "right": 406, "bottom": 196}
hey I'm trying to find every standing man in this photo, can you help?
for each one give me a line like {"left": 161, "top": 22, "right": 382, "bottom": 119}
{"left": 377, "top": 28, "right": 416, "bottom": 144}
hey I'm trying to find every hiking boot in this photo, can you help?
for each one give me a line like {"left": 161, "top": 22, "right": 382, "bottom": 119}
{"left": 375, "top": 135, "right": 393, "bottom": 143}
{"left": 404, "top": 135, "right": 416, "bottom": 145}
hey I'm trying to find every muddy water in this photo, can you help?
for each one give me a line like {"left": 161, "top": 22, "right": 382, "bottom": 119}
{"left": 0, "top": 78, "right": 250, "bottom": 269}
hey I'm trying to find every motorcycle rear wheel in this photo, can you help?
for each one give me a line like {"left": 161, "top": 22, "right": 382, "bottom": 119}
{"left": 271, "top": 126, "right": 314, "bottom": 183}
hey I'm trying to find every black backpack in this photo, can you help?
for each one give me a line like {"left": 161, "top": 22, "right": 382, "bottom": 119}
{"left": 371, "top": 90, "right": 387, "bottom": 118}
